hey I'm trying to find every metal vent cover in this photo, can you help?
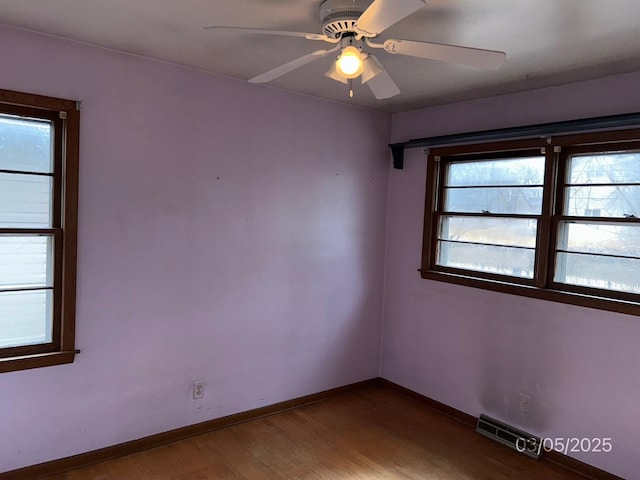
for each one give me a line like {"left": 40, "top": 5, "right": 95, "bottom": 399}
{"left": 476, "top": 414, "right": 542, "bottom": 459}
{"left": 321, "top": 16, "right": 359, "bottom": 37}
{"left": 319, "top": 0, "right": 372, "bottom": 37}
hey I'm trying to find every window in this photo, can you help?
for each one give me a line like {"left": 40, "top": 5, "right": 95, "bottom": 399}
{"left": 421, "top": 131, "right": 640, "bottom": 315}
{"left": 435, "top": 153, "right": 544, "bottom": 280}
{"left": 0, "top": 89, "right": 79, "bottom": 373}
{"left": 554, "top": 150, "right": 640, "bottom": 296}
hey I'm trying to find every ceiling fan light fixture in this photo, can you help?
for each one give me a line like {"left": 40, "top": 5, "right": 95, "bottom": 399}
{"left": 361, "top": 54, "right": 383, "bottom": 84}
{"left": 336, "top": 45, "right": 364, "bottom": 78}
{"left": 208, "top": 0, "right": 506, "bottom": 101}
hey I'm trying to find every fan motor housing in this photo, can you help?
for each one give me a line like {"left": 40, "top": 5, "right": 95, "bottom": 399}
{"left": 319, "top": 0, "right": 372, "bottom": 37}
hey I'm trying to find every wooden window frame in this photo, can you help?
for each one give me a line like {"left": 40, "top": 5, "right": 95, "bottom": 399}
{"left": 420, "top": 130, "right": 640, "bottom": 317}
{"left": 0, "top": 89, "right": 80, "bottom": 373}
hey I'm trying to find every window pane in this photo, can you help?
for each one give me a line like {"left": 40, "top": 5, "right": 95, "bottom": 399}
{"left": 0, "top": 172, "right": 52, "bottom": 227}
{"left": 437, "top": 241, "right": 535, "bottom": 278}
{"left": 447, "top": 157, "right": 544, "bottom": 187}
{"left": 0, "top": 114, "right": 52, "bottom": 173}
{"left": 569, "top": 153, "right": 640, "bottom": 184}
{"left": 444, "top": 186, "right": 543, "bottom": 214}
{"left": 554, "top": 252, "right": 640, "bottom": 294}
{"left": 0, "top": 289, "right": 52, "bottom": 348}
{"left": 440, "top": 216, "right": 537, "bottom": 248}
{"left": 559, "top": 222, "right": 640, "bottom": 257}
{"left": 564, "top": 186, "right": 640, "bottom": 218}
{"left": 0, "top": 236, "right": 53, "bottom": 289}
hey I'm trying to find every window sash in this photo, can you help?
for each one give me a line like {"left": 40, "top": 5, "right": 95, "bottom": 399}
{"left": 548, "top": 148, "right": 640, "bottom": 302}
{"left": 0, "top": 107, "right": 62, "bottom": 357}
{"left": 433, "top": 213, "right": 540, "bottom": 283}
{"left": 0, "top": 229, "right": 63, "bottom": 359}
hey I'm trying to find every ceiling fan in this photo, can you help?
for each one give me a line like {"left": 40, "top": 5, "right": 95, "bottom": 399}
{"left": 205, "top": 0, "right": 506, "bottom": 100}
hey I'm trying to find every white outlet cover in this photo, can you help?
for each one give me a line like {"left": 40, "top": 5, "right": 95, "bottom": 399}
{"left": 193, "top": 381, "right": 204, "bottom": 399}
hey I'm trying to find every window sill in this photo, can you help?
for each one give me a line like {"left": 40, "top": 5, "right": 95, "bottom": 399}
{"left": 419, "top": 270, "right": 640, "bottom": 317}
{"left": 0, "top": 350, "right": 80, "bottom": 374}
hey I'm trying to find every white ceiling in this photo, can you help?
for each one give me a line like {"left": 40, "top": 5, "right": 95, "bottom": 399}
{"left": 2, "top": 0, "right": 640, "bottom": 113}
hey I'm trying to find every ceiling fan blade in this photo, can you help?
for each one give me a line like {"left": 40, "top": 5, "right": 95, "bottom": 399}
{"left": 362, "top": 57, "right": 400, "bottom": 99}
{"left": 355, "top": 0, "right": 426, "bottom": 37}
{"left": 249, "top": 46, "right": 339, "bottom": 84}
{"left": 384, "top": 39, "right": 506, "bottom": 70}
{"left": 204, "top": 26, "right": 338, "bottom": 43}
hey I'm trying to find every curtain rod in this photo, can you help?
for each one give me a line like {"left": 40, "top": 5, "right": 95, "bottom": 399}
{"left": 388, "top": 111, "right": 640, "bottom": 169}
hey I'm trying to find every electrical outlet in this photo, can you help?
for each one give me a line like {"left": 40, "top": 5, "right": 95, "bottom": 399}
{"left": 193, "top": 381, "right": 204, "bottom": 400}
{"left": 520, "top": 394, "right": 531, "bottom": 414}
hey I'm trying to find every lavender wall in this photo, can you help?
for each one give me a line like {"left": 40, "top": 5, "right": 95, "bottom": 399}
{"left": 3, "top": 21, "right": 638, "bottom": 479}
{"left": 0, "top": 26, "right": 391, "bottom": 473}
{"left": 384, "top": 73, "right": 640, "bottom": 479}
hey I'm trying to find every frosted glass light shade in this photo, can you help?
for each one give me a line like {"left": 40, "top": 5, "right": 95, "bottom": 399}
{"left": 361, "top": 55, "right": 384, "bottom": 84}
{"left": 325, "top": 63, "right": 348, "bottom": 84}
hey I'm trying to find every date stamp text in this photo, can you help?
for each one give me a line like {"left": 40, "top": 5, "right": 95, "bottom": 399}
{"left": 516, "top": 437, "right": 613, "bottom": 456}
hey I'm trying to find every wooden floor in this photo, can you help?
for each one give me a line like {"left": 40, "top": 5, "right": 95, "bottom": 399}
{"left": 45, "top": 386, "right": 587, "bottom": 480}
